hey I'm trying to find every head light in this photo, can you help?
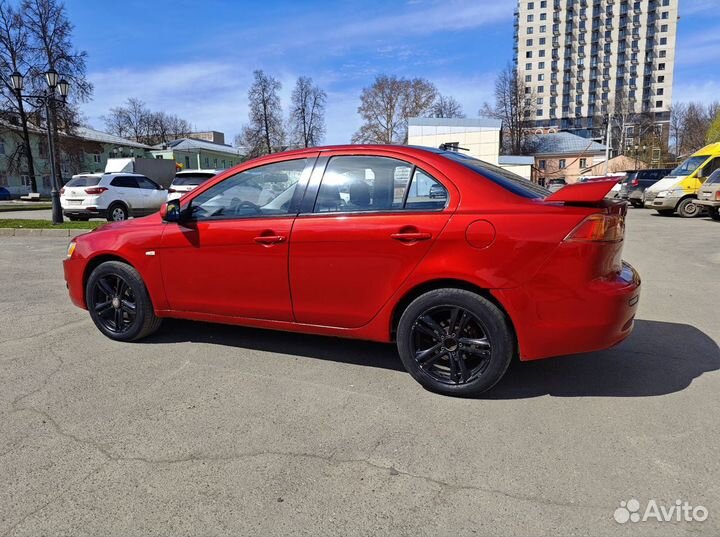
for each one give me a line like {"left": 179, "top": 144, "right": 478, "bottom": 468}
{"left": 656, "top": 191, "right": 668, "bottom": 198}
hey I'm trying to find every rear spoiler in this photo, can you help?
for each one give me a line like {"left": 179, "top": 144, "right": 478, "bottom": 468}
{"left": 544, "top": 178, "right": 619, "bottom": 204}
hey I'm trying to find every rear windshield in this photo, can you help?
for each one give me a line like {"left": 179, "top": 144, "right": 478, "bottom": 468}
{"left": 670, "top": 155, "right": 708, "bottom": 177}
{"left": 623, "top": 172, "right": 638, "bottom": 184}
{"left": 706, "top": 169, "right": 720, "bottom": 185}
{"left": 66, "top": 176, "right": 101, "bottom": 187}
{"left": 172, "top": 173, "right": 215, "bottom": 186}
{"left": 442, "top": 152, "right": 550, "bottom": 198}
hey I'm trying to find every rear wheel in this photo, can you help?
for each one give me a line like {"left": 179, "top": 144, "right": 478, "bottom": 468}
{"left": 677, "top": 198, "right": 702, "bottom": 218}
{"left": 709, "top": 207, "right": 720, "bottom": 221}
{"left": 630, "top": 200, "right": 643, "bottom": 208}
{"left": 396, "top": 289, "right": 514, "bottom": 397}
{"left": 107, "top": 202, "right": 128, "bottom": 222}
{"left": 656, "top": 209, "right": 674, "bottom": 216}
{"left": 86, "top": 261, "right": 162, "bottom": 341}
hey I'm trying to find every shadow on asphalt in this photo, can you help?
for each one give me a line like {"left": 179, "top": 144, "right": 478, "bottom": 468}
{"left": 147, "top": 319, "right": 719, "bottom": 398}
{"left": 487, "top": 320, "right": 719, "bottom": 398}
{"left": 147, "top": 319, "right": 404, "bottom": 372}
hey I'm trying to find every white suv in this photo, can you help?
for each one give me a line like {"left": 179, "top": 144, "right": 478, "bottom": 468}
{"left": 61, "top": 173, "right": 167, "bottom": 221}
{"left": 167, "top": 169, "right": 222, "bottom": 201}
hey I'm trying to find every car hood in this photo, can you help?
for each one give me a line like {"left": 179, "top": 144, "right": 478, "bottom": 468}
{"left": 92, "top": 213, "right": 162, "bottom": 234}
{"left": 646, "top": 176, "right": 682, "bottom": 193}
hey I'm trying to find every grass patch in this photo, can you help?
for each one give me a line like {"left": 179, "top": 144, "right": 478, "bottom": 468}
{"left": 0, "top": 203, "right": 53, "bottom": 212}
{"left": 0, "top": 219, "right": 103, "bottom": 230}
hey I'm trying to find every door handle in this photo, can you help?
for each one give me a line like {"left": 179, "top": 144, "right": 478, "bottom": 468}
{"left": 390, "top": 231, "right": 432, "bottom": 242}
{"left": 254, "top": 234, "right": 286, "bottom": 245}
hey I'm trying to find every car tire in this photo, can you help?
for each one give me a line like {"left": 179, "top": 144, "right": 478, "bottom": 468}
{"left": 677, "top": 198, "right": 702, "bottom": 218}
{"left": 630, "top": 200, "right": 643, "bottom": 208}
{"left": 656, "top": 209, "right": 674, "bottom": 216}
{"left": 86, "top": 260, "right": 162, "bottom": 342}
{"left": 107, "top": 203, "right": 129, "bottom": 222}
{"left": 396, "top": 288, "right": 514, "bottom": 397}
{"left": 709, "top": 207, "right": 720, "bottom": 221}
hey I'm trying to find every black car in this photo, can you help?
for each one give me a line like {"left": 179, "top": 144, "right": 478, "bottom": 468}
{"left": 619, "top": 168, "right": 672, "bottom": 207}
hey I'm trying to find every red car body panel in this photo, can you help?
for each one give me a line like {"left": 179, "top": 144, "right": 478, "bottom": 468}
{"left": 63, "top": 145, "right": 640, "bottom": 362}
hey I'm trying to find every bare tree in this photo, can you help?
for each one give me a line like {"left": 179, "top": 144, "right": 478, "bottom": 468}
{"left": 352, "top": 75, "right": 437, "bottom": 144}
{"left": 480, "top": 65, "right": 536, "bottom": 155}
{"left": 22, "top": 0, "right": 92, "bottom": 184}
{"left": 429, "top": 94, "right": 465, "bottom": 118}
{"left": 0, "top": 0, "right": 38, "bottom": 191}
{"left": 238, "top": 70, "right": 285, "bottom": 157}
{"left": 668, "top": 102, "right": 687, "bottom": 156}
{"left": 103, "top": 99, "right": 192, "bottom": 145}
{"left": 707, "top": 109, "right": 720, "bottom": 145}
{"left": 289, "top": 76, "right": 326, "bottom": 148}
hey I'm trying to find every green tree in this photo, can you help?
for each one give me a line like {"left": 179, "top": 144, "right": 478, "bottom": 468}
{"left": 706, "top": 110, "right": 720, "bottom": 144}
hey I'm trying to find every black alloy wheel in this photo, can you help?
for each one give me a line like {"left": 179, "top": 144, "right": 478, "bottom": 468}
{"left": 410, "top": 305, "right": 492, "bottom": 385}
{"left": 91, "top": 273, "right": 137, "bottom": 334}
{"left": 86, "top": 260, "right": 162, "bottom": 341}
{"left": 397, "top": 288, "right": 514, "bottom": 397}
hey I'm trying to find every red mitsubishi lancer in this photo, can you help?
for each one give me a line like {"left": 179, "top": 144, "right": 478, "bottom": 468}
{"left": 64, "top": 145, "right": 640, "bottom": 396}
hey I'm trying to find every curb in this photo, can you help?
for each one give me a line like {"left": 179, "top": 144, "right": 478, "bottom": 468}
{"left": 0, "top": 228, "right": 89, "bottom": 238}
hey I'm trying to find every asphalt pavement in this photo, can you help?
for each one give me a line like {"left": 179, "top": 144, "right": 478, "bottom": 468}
{"left": 0, "top": 208, "right": 718, "bottom": 536}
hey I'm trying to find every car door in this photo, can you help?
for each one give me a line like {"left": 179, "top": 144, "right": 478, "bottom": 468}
{"left": 109, "top": 175, "right": 141, "bottom": 209}
{"left": 289, "top": 153, "right": 454, "bottom": 328}
{"left": 159, "top": 156, "right": 316, "bottom": 320}
{"left": 136, "top": 176, "right": 166, "bottom": 213}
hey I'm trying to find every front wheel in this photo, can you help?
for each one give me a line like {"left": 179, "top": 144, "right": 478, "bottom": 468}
{"left": 396, "top": 289, "right": 514, "bottom": 397}
{"left": 630, "top": 200, "right": 643, "bottom": 208}
{"left": 677, "top": 198, "right": 702, "bottom": 218}
{"left": 86, "top": 261, "right": 162, "bottom": 341}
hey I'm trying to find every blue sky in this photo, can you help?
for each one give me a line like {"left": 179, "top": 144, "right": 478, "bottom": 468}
{"left": 67, "top": 0, "right": 720, "bottom": 145}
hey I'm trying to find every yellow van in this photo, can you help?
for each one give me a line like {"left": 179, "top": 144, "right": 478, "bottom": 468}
{"left": 644, "top": 142, "right": 720, "bottom": 217}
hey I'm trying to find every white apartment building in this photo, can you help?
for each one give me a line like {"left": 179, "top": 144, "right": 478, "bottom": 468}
{"left": 514, "top": 0, "right": 679, "bottom": 141}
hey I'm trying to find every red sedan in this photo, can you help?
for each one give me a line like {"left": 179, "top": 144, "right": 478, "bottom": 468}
{"left": 64, "top": 145, "right": 640, "bottom": 396}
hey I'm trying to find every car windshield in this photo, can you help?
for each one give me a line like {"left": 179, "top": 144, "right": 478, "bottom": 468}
{"left": 706, "top": 169, "right": 720, "bottom": 185}
{"left": 66, "top": 176, "right": 101, "bottom": 187}
{"left": 441, "top": 151, "right": 550, "bottom": 198}
{"left": 670, "top": 155, "right": 708, "bottom": 177}
{"left": 172, "top": 173, "right": 215, "bottom": 186}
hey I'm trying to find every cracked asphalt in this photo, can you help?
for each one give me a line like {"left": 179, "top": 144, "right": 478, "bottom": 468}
{"left": 1, "top": 208, "right": 719, "bottom": 537}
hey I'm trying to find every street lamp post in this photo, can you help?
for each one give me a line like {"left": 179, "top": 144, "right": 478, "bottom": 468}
{"left": 10, "top": 69, "right": 70, "bottom": 225}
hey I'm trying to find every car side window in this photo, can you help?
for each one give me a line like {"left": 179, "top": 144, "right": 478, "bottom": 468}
{"left": 189, "top": 159, "right": 311, "bottom": 220}
{"left": 405, "top": 169, "right": 448, "bottom": 210}
{"left": 137, "top": 176, "right": 160, "bottom": 190}
{"left": 313, "top": 156, "right": 412, "bottom": 213}
{"left": 111, "top": 176, "right": 139, "bottom": 189}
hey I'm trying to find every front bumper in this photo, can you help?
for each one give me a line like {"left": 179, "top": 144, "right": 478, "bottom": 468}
{"left": 494, "top": 262, "right": 641, "bottom": 361}
{"left": 644, "top": 193, "right": 679, "bottom": 210}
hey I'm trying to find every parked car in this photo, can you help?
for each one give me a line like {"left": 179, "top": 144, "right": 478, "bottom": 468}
{"left": 167, "top": 169, "right": 222, "bottom": 201}
{"left": 60, "top": 172, "right": 167, "bottom": 221}
{"left": 644, "top": 142, "right": 720, "bottom": 217}
{"left": 694, "top": 168, "right": 720, "bottom": 220}
{"left": 546, "top": 178, "right": 567, "bottom": 192}
{"left": 64, "top": 145, "right": 640, "bottom": 397}
{"left": 619, "top": 168, "right": 672, "bottom": 207}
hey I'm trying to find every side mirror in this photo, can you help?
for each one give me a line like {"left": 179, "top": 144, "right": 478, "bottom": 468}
{"left": 161, "top": 199, "right": 182, "bottom": 222}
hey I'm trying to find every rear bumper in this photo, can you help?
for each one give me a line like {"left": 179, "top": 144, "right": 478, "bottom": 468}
{"left": 693, "top": 199, "right": 720, "bottom": 208}
{"left": 63, "top": 207, "right": 107, "bottom": 218}
{"left": 494, "top": 262, "right": 640, "bottom": 361}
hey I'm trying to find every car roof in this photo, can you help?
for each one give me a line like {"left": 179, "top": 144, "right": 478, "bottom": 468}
{"left": 175, "top": 169, "right": 222, "bottom": 175}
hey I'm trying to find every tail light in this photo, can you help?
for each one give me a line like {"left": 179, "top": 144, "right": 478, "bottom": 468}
{"left": 716, "top": 191, "right": 720, "bottom": 201}
{"left": 168, "top": 188, "right": 177, "bottom": 194}
{"left": 564, "top": 213, "right": 625, "bottom": 243}
{"left": 85, "top": 187, "right": 108, "bottom": 195}
{"left": 60, "top": 187, "right": 65, "bottom": 195}
{"left": 631, "top": 178, "right": 639, "bottom": 187}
